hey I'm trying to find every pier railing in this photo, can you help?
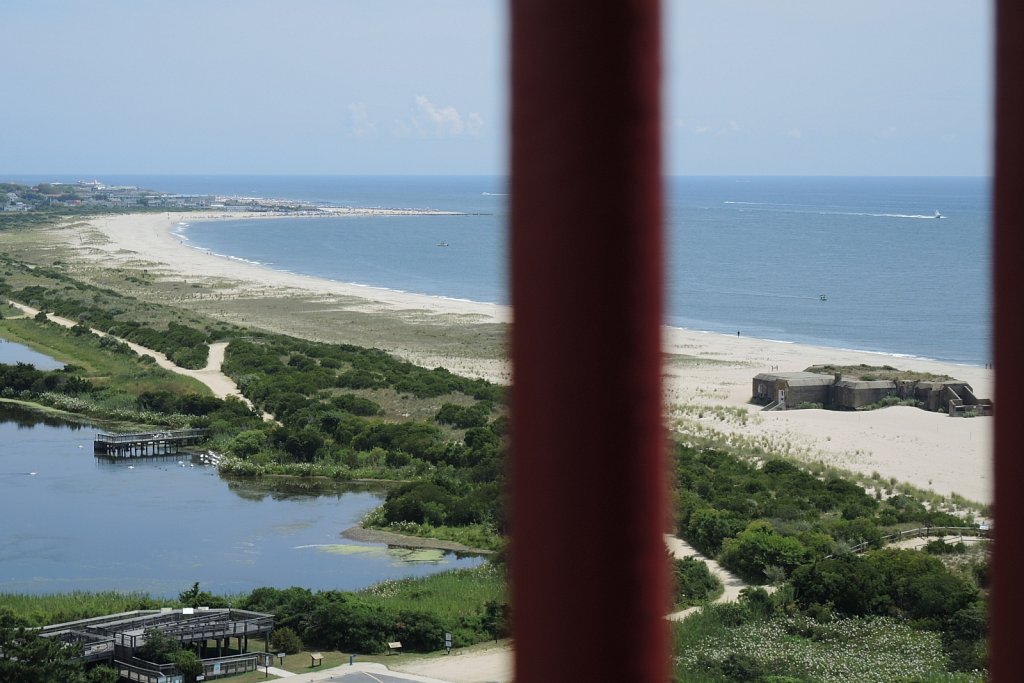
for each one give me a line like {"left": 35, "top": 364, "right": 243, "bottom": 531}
{"left": 94, "top": 428, "right": 205, "bottom": 445}
{"left": 107, "top": 609, "right": 273, "bottom": 650}
{"left": 830, "top": 525, "right": 990, "bottom": 557}
{"left": 93, "top": 428, "right": 206, "bottom": 456}
{"left": 116, "top": 652, "right": 261, "bottom": 682}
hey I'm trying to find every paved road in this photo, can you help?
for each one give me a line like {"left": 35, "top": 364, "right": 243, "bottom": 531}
{"left": 259, "top": 662, "right": 454, "bottom": 682}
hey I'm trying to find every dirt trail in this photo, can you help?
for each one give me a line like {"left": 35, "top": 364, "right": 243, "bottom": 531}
{"left": 392, "top": 536, "right": 753, "bottom": 681}
{"left": 664, "top": 533, "right": 760, "bottom": 621}
{"left": 6, "top": 300, "right": 273, "bottom": 420}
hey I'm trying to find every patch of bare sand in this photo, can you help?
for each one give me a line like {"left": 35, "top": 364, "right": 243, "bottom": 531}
{"left": 390, "top": 642, "right": 513, "bottom": 683}
{"left": 662, "top": 328, "right": 992, "bottom": 504}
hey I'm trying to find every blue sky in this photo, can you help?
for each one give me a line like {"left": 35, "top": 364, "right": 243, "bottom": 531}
{"left": 1, "top": 1, "right": 992, "bottom": 176}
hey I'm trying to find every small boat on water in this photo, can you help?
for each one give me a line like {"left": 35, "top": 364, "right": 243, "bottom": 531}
{"left": 436, "top": 241, "right": 449, "bottom": 247}
{"left": 934, "top": 210, "right": 943, "bottom": 219}
{"left": 819, "top": 294, "right": 828, "bottom": 302}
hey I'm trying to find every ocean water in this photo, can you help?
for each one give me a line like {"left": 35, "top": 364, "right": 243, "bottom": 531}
{"left": 10, "top": 174, "right": 993, "bottom": 366}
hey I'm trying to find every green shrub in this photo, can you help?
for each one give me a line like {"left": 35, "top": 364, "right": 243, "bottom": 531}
{"left": 271, "top": 626, "right": 304, "bottom": 654}
{"left": 671, "top": 555, "right": 722, "bottom": 608}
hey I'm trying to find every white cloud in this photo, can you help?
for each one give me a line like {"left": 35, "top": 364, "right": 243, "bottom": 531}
{"left": 878, "top": 126, "right": 898, "bottom": 138}
{"left": 347, "top": 103, "right": 377, "bottom": 137}
{"left": 692, "top": 121, "right": 741, "bottom": 137}
{"left": 394, "top": 96, "right": 483, "bottom": 138}
{"left": 416, "top": 95, "right": 464, "bottom": 135}
{"left": 787, "top": 128, "right": 802, "bottom": 139}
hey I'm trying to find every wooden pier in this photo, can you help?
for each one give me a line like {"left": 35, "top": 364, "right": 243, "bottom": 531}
{"left": 93, "top": 428, "right": 206, "bottom": 457}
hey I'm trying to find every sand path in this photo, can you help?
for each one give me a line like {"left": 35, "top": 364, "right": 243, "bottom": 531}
{"left": 5, "top": 299, "right": 272, "bottom": 420}
{"left": 664, "top": 533, "right": 755, "bottom": 621}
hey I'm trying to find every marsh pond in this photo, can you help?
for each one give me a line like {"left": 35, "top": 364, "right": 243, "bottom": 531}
{"left": 0, "top": 343, "right": 483, "bottom": 598}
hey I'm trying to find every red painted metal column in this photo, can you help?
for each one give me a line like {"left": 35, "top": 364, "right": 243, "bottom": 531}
{"left": 509, "top": 0, "right": 667, "bottom": 681}
{"left": 992, "top": 1, "right": 1023, "bottom": 680}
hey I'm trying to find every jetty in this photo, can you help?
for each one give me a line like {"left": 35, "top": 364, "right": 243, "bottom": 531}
{"left": 93, "top": 428, "right": 206, "bottom": 457}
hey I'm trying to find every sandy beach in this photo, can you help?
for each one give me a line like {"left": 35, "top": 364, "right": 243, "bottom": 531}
{"left": 37, "top": 212, "right": 993, "bottom": 505}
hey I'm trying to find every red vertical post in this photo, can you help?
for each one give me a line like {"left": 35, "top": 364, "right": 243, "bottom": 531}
{"left": 509, "top": 0, "right": 667, "bottom": 681}
{"left": 992, "top": 1, "right": 1023, "bottom": 680}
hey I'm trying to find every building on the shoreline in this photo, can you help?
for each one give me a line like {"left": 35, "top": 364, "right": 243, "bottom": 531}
{"left": 39, "top": 607, "right": 275, "bottom": 681}
{"left": 752, "top": 369, "right": 993, "bottom": 416}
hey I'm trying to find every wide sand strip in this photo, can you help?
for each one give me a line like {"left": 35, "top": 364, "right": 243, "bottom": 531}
{"left": 77, "top": 212, "right": 510, "bottom": 323}
{"left": 51, "top": 212, "right": 992, "bottom": 504}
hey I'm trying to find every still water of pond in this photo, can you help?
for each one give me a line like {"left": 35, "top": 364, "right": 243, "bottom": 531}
{"left": 0, "top": 404, "right": 484, "bottom": 598}
{"left": 0, "top": 338, "right": 64, "bottom": 370}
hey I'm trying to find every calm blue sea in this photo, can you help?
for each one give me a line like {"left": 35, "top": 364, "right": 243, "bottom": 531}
{"left": 8, "top": 175, "right": 993, "bottom": 366}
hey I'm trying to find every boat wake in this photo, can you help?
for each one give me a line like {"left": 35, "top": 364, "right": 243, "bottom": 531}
{"left": 725, "top": 202, "right": 945, "bottom": 220}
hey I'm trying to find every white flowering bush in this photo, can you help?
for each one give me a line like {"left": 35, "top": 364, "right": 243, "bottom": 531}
{"left": 674, "top": 614, "right": 984, "bottom": 682}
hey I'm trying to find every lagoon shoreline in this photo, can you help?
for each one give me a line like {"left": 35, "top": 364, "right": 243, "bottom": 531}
{"left": 43, "top": 212, "right": 993, "bottom": 504}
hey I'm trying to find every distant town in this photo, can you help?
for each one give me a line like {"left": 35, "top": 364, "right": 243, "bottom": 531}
{"left": 2, "top": 179, "right": 313, "bottom": 213}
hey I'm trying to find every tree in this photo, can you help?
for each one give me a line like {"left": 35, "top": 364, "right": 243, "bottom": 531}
{"left": 227, "top": 429, "right": 269, "bottom": 458}
{"left": 0, "top": 628, "right": 88, "bottom": 683}
{"left": 686, "top": 508, "right": 737, "bottom": 555}
{"left": 481, "top": 600, "right": 510, "bottom": 643}
{"left": 866, "top": 549, "right": 978, "bottom": 621}
{"left": 86, "top": 666, "right": 121, "bottom": 683}
{"left": 271, "top": 626, "right": 304, "bottom": 654}
{"left": 790, "top": 554, "right": 888, "bottom": 616}
{"left": 671, "top": 555, "right": 721, "bottom": 607}
{"left": 178, "top": 581, "right": 227, "bottom": 608}
{"left": 135, "top": 628, "right": 182, "bottom": 664}
{"left": 392, "top": 610, "right": 444, "bottom": 651}
{"left": 304, "top": 597, "right": 389, "bottom": 653}
{"left": 173, "top": 650, "right": 203, "bottom": 683}
{"left": 720, "top": 522, "right": 810, "bottom": 583}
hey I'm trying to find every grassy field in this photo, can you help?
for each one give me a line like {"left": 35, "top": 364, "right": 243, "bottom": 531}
{"left": 0, "top": 591, "right": 173, "bottom": 626}
{"left": 0, "top": 316, "right": 208, "bottom": 397}
{"left": 357, "top": 565, "right": 505, "bottom": 621}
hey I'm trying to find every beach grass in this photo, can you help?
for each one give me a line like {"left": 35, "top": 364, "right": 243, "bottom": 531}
{"left": 0, "top": 591, "right": 173, "bottom": 626}
{"left": 357, "top": 565, "right": 505, "bottom": 621}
